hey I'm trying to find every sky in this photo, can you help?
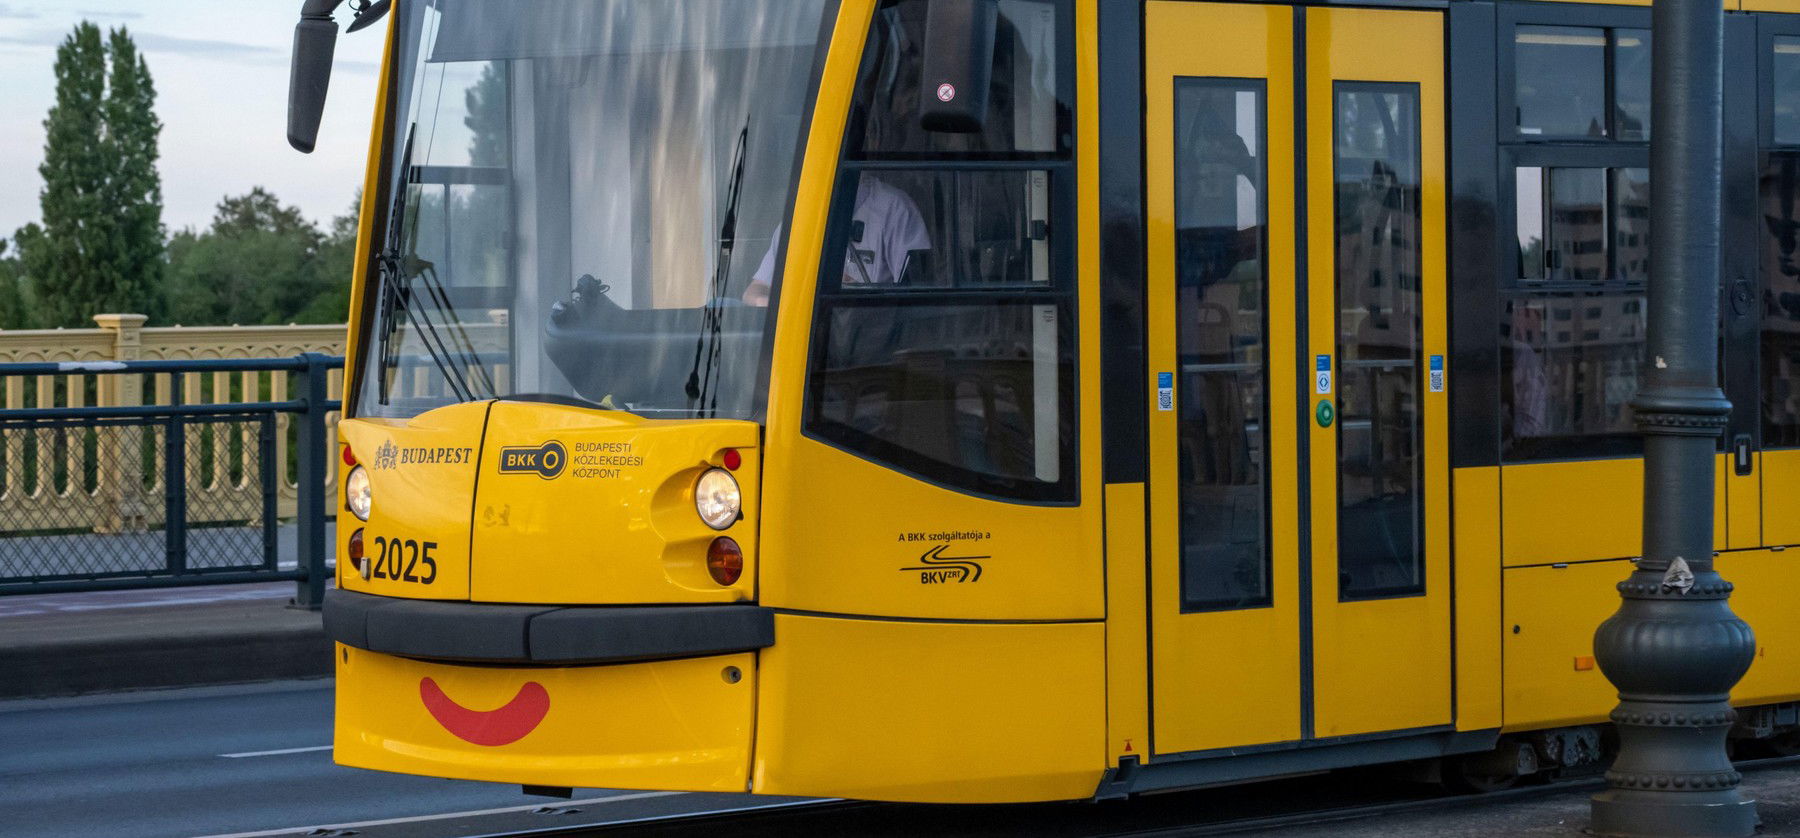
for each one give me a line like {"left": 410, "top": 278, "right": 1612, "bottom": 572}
{"left": 0, "top": 0, "right": 385, "bottom": 237}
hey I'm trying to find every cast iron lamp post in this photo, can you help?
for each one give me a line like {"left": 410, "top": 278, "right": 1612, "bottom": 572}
{"left": 1589, "top": 0, "right": 1758, "bottom": 833}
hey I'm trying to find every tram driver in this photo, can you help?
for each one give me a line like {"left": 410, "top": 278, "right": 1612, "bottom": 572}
{"left": 742, "top": 173, "right": 932, "bottom": 305}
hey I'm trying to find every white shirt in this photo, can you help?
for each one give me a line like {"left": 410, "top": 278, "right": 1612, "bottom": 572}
{"left": 747, "top": 175, "right": 931, "bottom": 299}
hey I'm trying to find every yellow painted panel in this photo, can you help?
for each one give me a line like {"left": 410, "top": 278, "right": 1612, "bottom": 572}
{"left": 763, "top": 0, "right": 869, "bottom": 439}
{"left": 336, "top": 646, "right": 755, "bottom": 791}
{"left": 1504, "top": 458, "right": 1643, "bottom": 566}
{"left": 337, "top": 405, "right": 492, "bottom": 600}
{"left": 1721, "top": 549, "right": 1800, "bottom": 705}
{"left": 1454, "top": 467, "right": 1503, "bottom": 732}
{"left": 1104, "top": 483, "right": 1150, "bottom": 764}
{"left": 752, "top": 614, "right": 1105, "bottom": 802}
{"left": 1728, "top": 452, "right": 1762, "bottom": 550}
{"left": 757, "top": 0, "right": 1104, "bottom": 623}
{"left": 1764, "top": 449, "right": 1800, "bottom": 546}
{"left": 1503, "top": 457, "right": 1730, "bottom": 566}
{"left": 1144, "top": 0, "right": 1302, "bottom": 755}
{"left": 339, "top": 8, "right": 399, "bottom": 408}
{"left": 1501, "top": 560, "right": 1628, "bottom": 731}
{"left": 1742, "top": 0, "right": 1800, "bottom": 12}
{"left": 469, "top": 402, "right": 759, "bottom": 604}
{"left": 1306, "top": 6, "right": 1452, "bottom": 738}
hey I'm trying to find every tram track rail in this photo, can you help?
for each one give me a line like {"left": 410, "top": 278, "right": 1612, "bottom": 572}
{"left": 452, "top": 754, "right": 1800, "bottom": 838}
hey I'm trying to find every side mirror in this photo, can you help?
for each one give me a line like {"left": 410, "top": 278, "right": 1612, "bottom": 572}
{"left": 918, "top": 0, "right": 998, "bottom": 133}
{"left": 288, "top": 0, "right": 343, "bottom": 153}
{"left": 288, "top": 0, "right": 389, "bottom": 153}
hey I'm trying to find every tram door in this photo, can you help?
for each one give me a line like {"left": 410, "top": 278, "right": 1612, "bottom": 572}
{"left": 1145, "top": 2, "right": 1451, "bottom": 755}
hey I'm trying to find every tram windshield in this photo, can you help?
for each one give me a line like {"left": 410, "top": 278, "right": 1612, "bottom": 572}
{"left": 355, "top": 0, "right": 832, "bottom": 419}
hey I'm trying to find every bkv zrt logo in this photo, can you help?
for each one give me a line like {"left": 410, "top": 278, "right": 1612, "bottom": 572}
{"left": 373, "top": 440, "right": 400, "bottom": 470}
{"left": 900, "top": 545, "right": 990, "bottom": 584}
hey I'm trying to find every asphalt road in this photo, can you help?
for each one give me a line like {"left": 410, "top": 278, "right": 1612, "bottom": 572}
{"left": 7, "top": 678, "right": 1798, "bottom": 838}
{"left": 0, "top": 680, "right": 807, "bottom": 838}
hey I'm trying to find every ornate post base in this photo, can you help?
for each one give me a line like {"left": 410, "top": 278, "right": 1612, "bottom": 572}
{"left": 1591, "top": 568, "right": 1757, "bottom": 838}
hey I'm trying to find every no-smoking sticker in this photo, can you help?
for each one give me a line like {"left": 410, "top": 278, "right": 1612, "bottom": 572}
{"left": 936, "top": 83, "right": 957, "bottom": 102}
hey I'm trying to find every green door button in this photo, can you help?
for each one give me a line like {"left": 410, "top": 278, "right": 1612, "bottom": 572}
{"left": 1316, "top": 400, "right": 1335, "bottom": 428}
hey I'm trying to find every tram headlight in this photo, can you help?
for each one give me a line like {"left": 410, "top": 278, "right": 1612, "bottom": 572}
{"left": 345, "top": 465, "right": 372, "bottom": 521}
{"left": 694, "top": 468, "right": 740, "bottom": 530}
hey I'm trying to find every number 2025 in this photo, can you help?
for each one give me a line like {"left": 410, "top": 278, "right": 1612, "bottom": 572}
{"left": 369, "top": 536, "right": 438, "bottom": 584}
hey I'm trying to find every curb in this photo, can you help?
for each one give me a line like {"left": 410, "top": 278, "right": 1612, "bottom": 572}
{"left": 0, "top": 600, "right": 333, "bottom": 699}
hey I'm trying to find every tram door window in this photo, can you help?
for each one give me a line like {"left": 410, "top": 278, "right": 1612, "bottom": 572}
{"left": 1172, "top": 79, "right": 1271, "bottom": 612}
{"left": 1332, "top": 84, "right": 1425, "bottom": 601}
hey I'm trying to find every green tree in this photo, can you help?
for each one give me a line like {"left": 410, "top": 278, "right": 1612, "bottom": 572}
{"left": 164, "top": 188, "right": 327, "bottom": 326}
{"left": 105, "top": 28, "right": 164, "bottom": 317}
{"left": 0, "top": 239, "right": 28, "bottom": 329}
{"left": 14, "top": 23, "right": 163, "bottom": 327}
{"left": 297, "top": 193, "right": 362, "bottom": 324}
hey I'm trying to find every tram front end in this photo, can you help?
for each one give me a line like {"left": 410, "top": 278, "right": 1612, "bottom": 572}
{"left": 305, "top": 0, "right": 1100, "bottom": 803}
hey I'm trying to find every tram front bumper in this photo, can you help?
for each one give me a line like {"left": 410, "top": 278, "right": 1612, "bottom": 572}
{"left": 325, "top": 589, "right": 770, "bottom": 792}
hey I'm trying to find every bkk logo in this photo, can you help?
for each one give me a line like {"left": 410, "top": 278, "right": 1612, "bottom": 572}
{"left": 498, "top": 440, "right": 567, "bottom": 480}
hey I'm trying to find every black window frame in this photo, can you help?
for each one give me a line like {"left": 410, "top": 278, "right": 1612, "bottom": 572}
{"left": 801, "top": 0, "right": 1080, "bottom": 505}
{"left": 1497, "top": 3, "right": 1655, "bottom": 464}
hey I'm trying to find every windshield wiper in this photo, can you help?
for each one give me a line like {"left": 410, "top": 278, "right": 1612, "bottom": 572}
{"left": 374, "top": 126, "right": 497, "bottom": 406}
{"left": 684, "top": 122, "right": 749, "bottom": 417}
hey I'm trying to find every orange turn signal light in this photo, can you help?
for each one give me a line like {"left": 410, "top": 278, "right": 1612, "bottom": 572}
{"left": 707, "top": 536, "right": 743, "bottom": 586}
{"left": 1574, "top": 655, "right": 1596, "bottom": 671}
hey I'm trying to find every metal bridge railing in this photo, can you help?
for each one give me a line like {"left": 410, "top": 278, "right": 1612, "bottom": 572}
{"left": 0, "top": 355, "right": 343, "bottom": 608}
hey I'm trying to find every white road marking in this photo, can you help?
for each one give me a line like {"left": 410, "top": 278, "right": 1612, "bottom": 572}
{"left": 189, "top": 791, "right": 686, "bottom": 838}
{"left": 218, "top": 745, "right": 334, "bottom": 759}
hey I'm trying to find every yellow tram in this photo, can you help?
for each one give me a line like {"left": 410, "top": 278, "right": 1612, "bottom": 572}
{"left": 295, "top": 0, "right": 1800, "bottom": 803}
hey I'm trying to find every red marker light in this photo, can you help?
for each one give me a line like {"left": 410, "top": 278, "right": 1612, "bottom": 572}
{"left": 342, "top": 446, "right": 357, "bottom": 467}
{"left": 722, "top": 449, "right": 742, "bottom": 471}
{"left": 707, "top": 537, "right": 744, "bottom": 586}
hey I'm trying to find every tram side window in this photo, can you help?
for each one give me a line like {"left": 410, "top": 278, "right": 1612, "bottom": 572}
{"left": 1504, "top": 166, "right": 1649, "bottom": 461}
{"left": 1513, "top": 26, "right": 1650, "bottom": 141}
{"left": 1775, "top": 37, "right": 1800, "bottom": 146}
{"left": 1762, "top": 154, "right": 1800, "bottom": 447}
{"left": 804, "top": 0, "right": 1075, "bottom": 502}
{"left": 847, "top": 0, "right": 1067, "bottom": 157}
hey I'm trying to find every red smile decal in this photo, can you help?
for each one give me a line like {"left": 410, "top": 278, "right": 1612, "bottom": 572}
{"left": 419, "top": 677, "right": 550, "bottom": 746}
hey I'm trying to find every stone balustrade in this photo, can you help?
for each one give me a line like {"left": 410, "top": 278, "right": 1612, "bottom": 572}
{"left": 0, "top": 315, "right": 347, "bottom": 534}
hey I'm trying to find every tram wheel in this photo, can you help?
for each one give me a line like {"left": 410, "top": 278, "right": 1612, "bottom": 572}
{"left": 1443, "top": 744, "right": 1535, "bottom": 794}
{"left": 1445, "top": 762, "right": 1520, "bottom": 794}
{"left": 1766, "top": 732, "right": 1800, "bottom": 757}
